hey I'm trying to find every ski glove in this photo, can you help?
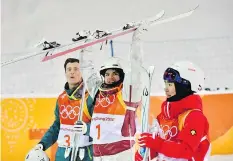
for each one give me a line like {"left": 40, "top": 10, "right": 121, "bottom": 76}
{"left": 138, "top": 133, "right": 164, "bottom": 151}
{"left": 73, "top": 121, "right": 87, "bottom": 135}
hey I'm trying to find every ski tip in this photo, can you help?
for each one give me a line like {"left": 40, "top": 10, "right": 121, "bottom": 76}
{"left": 157, "top": 10, "right": 165, "bottom": 18}
{"left": 194, "top": 4, "right": 199, "bottom": 10}
{"left": 147, "top": 10, "right": 165, "bottom": 24}
{"left": 160, "top": 10, "right": 165, "bottom": 16}
{"left": 154, "top": 10, "right": 165, "bottom": 19}
{"left": 148, "top": 66, "right": 155, "bottom": 73}
{"left": 179, "top": 4, "right": 200, "bottom": 17}
{"left": 190, "top": 4, "right": 199, "bottom": 13}
{"left": 185, "top": 4, "right": 199, "bottom": 17}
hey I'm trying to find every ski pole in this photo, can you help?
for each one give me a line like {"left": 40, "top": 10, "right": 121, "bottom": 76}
{"left": 110, "top": 40, "right": 114, "bottom": 57}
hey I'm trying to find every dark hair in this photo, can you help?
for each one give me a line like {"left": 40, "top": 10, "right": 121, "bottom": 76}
{"left": 64, "top": 58, "right": 79, "bottom": 71}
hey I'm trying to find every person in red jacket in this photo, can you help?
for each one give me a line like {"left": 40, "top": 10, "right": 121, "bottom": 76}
{"left": 135, "top": 61, "right": 211, "bottom": 161}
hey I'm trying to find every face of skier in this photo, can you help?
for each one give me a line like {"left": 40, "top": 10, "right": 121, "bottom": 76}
{"left": 104, "top": 69, "right": 120, "bottom": 84}
{"left": 164, "top": 80, "right": 176, "bottom": 98}
{"left": 65, "top": 62, "right": 82, "bottom": 89}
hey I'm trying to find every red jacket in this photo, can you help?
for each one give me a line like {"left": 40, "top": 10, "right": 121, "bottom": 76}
{"left": 150, "top": 94, "right": 210, "bottom": 161}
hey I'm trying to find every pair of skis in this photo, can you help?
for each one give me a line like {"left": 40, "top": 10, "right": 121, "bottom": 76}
{"left": 1, "top": 5, "right": 199, "bottom": 67}
{"left": 139, "top": 66, "right": 155, "bottom": 161}
{"left": 41, "top": 10, "right": 165, "bottom": 62}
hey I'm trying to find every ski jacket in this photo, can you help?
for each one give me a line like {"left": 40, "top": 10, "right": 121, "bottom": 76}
{"left": 90, "top": 84, "right": 140, "bottom": 156}
{"left": 39, "top": 82, "right": 94, "bottom": 160}
{"left": 81, "top": 29, "right": 145, "bottom": 157}
{"left": 150, "top": 94, "right": 210, "bottom": 161}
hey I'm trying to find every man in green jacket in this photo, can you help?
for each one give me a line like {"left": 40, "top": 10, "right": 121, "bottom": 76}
{"left": 28, "top": 58, "right": 94, "bottom": 161}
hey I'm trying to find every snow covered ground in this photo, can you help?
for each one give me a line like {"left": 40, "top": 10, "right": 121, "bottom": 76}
{"left": 1, "top": 0, "right": 233, "bottom": 160}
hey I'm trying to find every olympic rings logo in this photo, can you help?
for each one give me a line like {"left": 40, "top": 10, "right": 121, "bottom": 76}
{"left": 95, "top": 93, "right": 116, "bottom": 108}
{"left": 158, "top": 125, "right": 178, "bottom": 141}
{"left": 59, "top": 105, "right": 80, "bottom": 119}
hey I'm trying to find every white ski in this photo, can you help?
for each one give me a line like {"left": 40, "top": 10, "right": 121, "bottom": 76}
{"left": 1, "top": 5, "right": 199, "bottom": 67}
{"left": 70, "top": 52, "right": 88, "bottom": 161}
{"left": 41, "top": 10, "right": 165, "bottom": 62}
{"left": 140, "top": 66, "right": 155, "bottom": 161}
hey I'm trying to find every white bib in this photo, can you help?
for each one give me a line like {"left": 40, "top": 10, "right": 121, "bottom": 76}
{"left": 57, "top": 124, "right": 74, "bottom": 147}
{"left": 57, "top": 124, "right": 91, "bottom": 147}
{"left": 90, "top": 113, "right": 133, "bottom": 144}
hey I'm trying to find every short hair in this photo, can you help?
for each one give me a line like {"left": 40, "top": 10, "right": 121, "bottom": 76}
{"left": 64, "top": 58, "right": 79, "bottom": 71}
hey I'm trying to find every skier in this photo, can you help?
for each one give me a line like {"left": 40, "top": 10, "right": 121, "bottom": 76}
{"left": 135, "top": 61, "right": 211, "bottom": 161}
{"left": 26, "top": 58, "right": 94, "bottom": 161}
{"left": 80, "top": 25, "right": 147, "bottom": 161}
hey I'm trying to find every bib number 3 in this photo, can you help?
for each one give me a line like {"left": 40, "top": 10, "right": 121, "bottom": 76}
{"left": 64, "top": 135, "right": 71, "bottom": 146}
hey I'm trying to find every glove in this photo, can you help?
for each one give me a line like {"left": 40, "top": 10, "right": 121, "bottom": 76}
{"left": 138, "top": 133, "right": 163, "bottom": 151}
{"left": 135, "top": 150, "right": 143, "bottom": 161}
{"left": 33, "top": 144, "right": 44, "bottom": 150}
{"left": 73, "top": 121, "right": 87, "bottom": 135}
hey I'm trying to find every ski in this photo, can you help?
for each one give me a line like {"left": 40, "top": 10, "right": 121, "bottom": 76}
{"left": 1, "top": 5, "right": 199, "bottom": 67}
{"left": 140, "top": 66, "right": 155, "bottom": 161}
{"left": 152, "top": 4, "right": 199, "bottom": 27}
{"left": 41, "top": 10, "right": 165, "bottom": 62}
{"left": 70, "top": 51, "right": 88, "bottom": 161}
{"left": 42, "top": 4, "right": 199, "bottom": 62}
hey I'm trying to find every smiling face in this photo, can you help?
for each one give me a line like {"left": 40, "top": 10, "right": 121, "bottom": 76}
{"left": 164, "top": 80, "right": 176, "bottom": 98}
{"left": 104, "top": 69, "right": 120, "bottom": 85}
{"left": 65, "top": 62, "right": 82, "bottom": 89}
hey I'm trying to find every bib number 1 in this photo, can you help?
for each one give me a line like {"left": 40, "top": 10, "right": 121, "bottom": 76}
{"left": 96, "top": 124, "right": 101, "bottom": 140}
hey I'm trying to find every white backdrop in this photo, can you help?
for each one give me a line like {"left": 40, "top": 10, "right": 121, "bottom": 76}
{"left": 1, "top": 0, "right": 233, "bottom": 95}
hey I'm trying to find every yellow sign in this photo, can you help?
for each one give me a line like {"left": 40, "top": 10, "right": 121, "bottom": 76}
{"left": 1, "top": 94, "right": 233, "bottom": 161}
{"left": 1, "top": 98, "right": 57, "bottom": 161}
